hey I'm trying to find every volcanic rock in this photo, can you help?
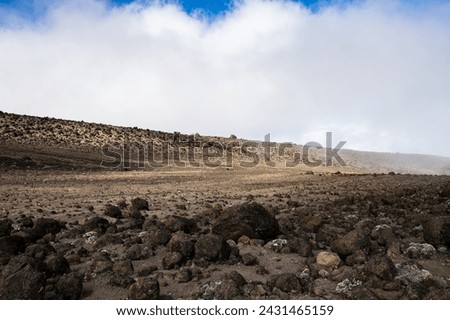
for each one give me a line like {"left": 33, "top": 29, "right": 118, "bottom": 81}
{"left": 131, "top": 197, "right": 149, "bottom": 211}
{"left": 0, "top": 235, "right": 25, "bottom": 254}
{"left": 0, "top": 255, "right": 46, "bottom": 299}
{"left": 55, "top": 272, "right": 83, "bottom": 299}
{"left": 167, "top": 231, "right": 195, "bottom": 258}
{"left": 0, "top": 219, "right": 12, "bottom": 237}
{"left": 331, "top": 229, "right": 371, "bottom": 258}
{"left": 128, "top": 277, "right": 160, "bottom": 300}
{"left": 162, "top": 252, "right": 184, "bottom": 270}
{"left": 212, "top": 202, "right": 280, "bottom": 242}
{"left": 267, "top": 273, "right": 301, "bottom": 293}
{"left": 366, "top": 255, "right": 397, "bottom": 281}
{"left": 195, "top": 233, "right": 230, "bottom": 261}
{"left": 32, "top": 218, "right": 65, "bottom": 238}
{"left": 104, "top": 204, "right": 123, "bottom": 219}
{"left": 423, "top": 216, "right": 450, "bottom": 246}
{"left": 83, "top": 216, "right": 111, "bottom": 234}
{"left": 164, "top": 215, "right": 198, "bottom": 234}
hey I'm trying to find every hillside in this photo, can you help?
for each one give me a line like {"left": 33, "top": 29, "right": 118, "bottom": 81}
{"left": 1, "top": 111, "right": 449, "bottom": 174}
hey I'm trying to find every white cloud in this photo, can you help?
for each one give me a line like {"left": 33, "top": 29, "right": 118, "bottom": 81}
{"left": 1, "top": 0, "right": 450, "bottom": 156}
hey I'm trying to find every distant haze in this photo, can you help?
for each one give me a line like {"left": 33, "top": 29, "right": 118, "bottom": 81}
{"left": 1, "top": 0, "right": 450, "bottom": 157}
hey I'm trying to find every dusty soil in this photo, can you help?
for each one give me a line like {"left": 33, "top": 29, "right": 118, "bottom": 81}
{"left": 1, "top": 167, "right": 450, "bottom": 299}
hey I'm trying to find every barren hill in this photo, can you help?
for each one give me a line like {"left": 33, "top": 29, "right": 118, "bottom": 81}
{"left": 1, "top": 111, "right": 449, "bottom": 174}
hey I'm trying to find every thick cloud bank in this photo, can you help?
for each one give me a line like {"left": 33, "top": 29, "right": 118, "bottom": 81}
{"left": 1, "top": 0, "right": 449, "bottom": 156}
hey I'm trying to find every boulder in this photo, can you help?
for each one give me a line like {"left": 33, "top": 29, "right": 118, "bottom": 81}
{"left": 0, "top": 219, "right": 12, "bottom": 237}
{"left": 0, "top": 255, "right": 46, "bottom": 299}
{"left": 240, "top": 253, "right": 258, "bottom": 266}
{"left": 104, "top": 204, "right": 123, "bottom": 219}
{"left": 162, "top": 252, "right": 184, "bottom": 270}
{"left": 267, "top": 273, "right": 301, "bottom": 293}
{"left": 167, "top": 232, "right": 195, "bottom": 258}
{"left": 164, "top": 215, "right": 198, "bottom": 234}
{"left": 195, "top": 233, "right": 230, "bottom": 261}
{"left": 55, "top": 272, "right": 83, "bottom": 299}
{"left": 131, "top": 197, "right": 149, "bottom": 211}
{"left": 128, "top": 277, "right": 160, "bottom": 300}
{"left": 32, "top": 218, "right": 65, "bottom": 238}
{"left": 331, "top": 229, "right": 371, "bottom": 258}
{"left": 423, "top": 217, "right": 450, "bottom": 246}
{"left": 0, "top": 235, "right": 25, "bottom": 254}
{"left": 366, "top": 255, "right": 397, "bottom": 281}
{"left": 212, "top": 202, "right": 280, "bottom": 242}
{"left": 316, "top": 251, "right": 341, "bottom": 268}
{"left": 113, "top": 260, "right": 134, "bottom": 277}
{"left": 83, "top": 216, "right": 111, "bottom": 234}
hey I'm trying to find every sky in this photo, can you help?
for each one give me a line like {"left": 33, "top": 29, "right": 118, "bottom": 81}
{"left": 0, "top": 0, "right": 449, "bottom": 157}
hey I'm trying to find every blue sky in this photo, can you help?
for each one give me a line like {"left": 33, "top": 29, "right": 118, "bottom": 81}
{"left": 1, "top": 0, "right": 450, "bottom": 157}
{"left": 0, "top": 0, "right": 336, "bottom": 19}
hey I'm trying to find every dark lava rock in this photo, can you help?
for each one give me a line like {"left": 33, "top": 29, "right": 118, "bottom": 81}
{"left": 267, "top": 273, "right": 301, "bottom": 293}
{"left": 0, "top": 251, "right": 11, "bottom": 266}
{"left": 0, "top": 255, "right": 46, "bottom": 299}
{"left": 423, "top": 217, "right": 450, "bottom": 246}
{"left": 25, "top": 243, "right": 56, "bottom": 259}
{"left": 104, "top": 204, "right": 123, "bottom": 219}
{"left": 32, "top": 218, "right": 65, "bottom": 238}
{"left": 44, "top": 254, "right": 71, "bottom": 275}
{"left": 345, "top": 249, "right": 367, "bottom": 266}
{"left": 212, "top": 202, "right": 280, "bottom": 242}
{"left": 144, "top": 226, "right": 172, "bottom": 248}
{"left": 89, "top": 252, "right": 114, "bottom": 274}
{"left": 113, "top": 260, "right": 134, "bottom": 277}
{"left": 442, "top": 222, "right": 450, "bottom": 246}
{"left": 0, "top": 219, "right": 12, "bottom": 237}
{"left": 288, "top": 237, "right": 313, "bottom": 257}
{"left": 126, "top": 244, "right": 147, "bottom": 261}
{"left": 175, "top": 268, "right": 192, "bottom": 283}
{"left": 366, "top": 255, "right": 397, "bottom": 281}
{"left": 241, "top": 253, "right": 258, "bottom": 266}
{"left": 316, "top": 224, "right": 346, "bottom": 245}
{"left": 438, "top": 183, "right": 450, "bottom": 198}
{"left": 17, "top": 216, "right": 34, "bottom": 229}
{"left": 162, "top": 252, "right": 185, "bottom": 270}
{"left": 117, "top": 199, "right": 127, "bottom": 209}
{"left": 83, "top": 216, "right": 111, "bottom": 234}
{"left": 331, "top": 229, "right": 371, "bottom": 258}
{"left": 55, "top": 272, "right": 83, "bottom": 299}
{"left": 167, "top": 231, "right": 195, "bottom": 258}
{"left": 131, "top": 197, "right": 149, "bottom": 211}
{"left": 0, "top": 235, "right": 25, "bottom": 254}
{"left": 128, "top": 277, "right": 160, "bottom": 300}
{"left": 371, "top": 225, "right": 395, "bottom": 246}
{"left": 128, "top": 217, "right": 145, "bottom": 230}
{"left": 227, "top": 271, "right": 247, "bottom": 287}
{"left": 164, "top": 215, "right": 198, "bottom": 234}
{"left": 195, "top": 233, "right": 230, "bottom": 261}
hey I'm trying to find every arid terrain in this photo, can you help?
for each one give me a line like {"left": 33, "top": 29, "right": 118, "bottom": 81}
{"left": 1, "top": 111, "right": 450, "bottom": 300}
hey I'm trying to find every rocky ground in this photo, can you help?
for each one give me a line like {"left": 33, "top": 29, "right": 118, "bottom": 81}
{"left": 1, "top": 111, "right": 450, "bottom": 300}
{"left": 1, "top": 169, "right": 449, "bottom": 300}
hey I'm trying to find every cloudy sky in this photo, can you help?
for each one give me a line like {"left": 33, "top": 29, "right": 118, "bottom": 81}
{"left": 0, "top": 0, "right": 449, "bottom": 156}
